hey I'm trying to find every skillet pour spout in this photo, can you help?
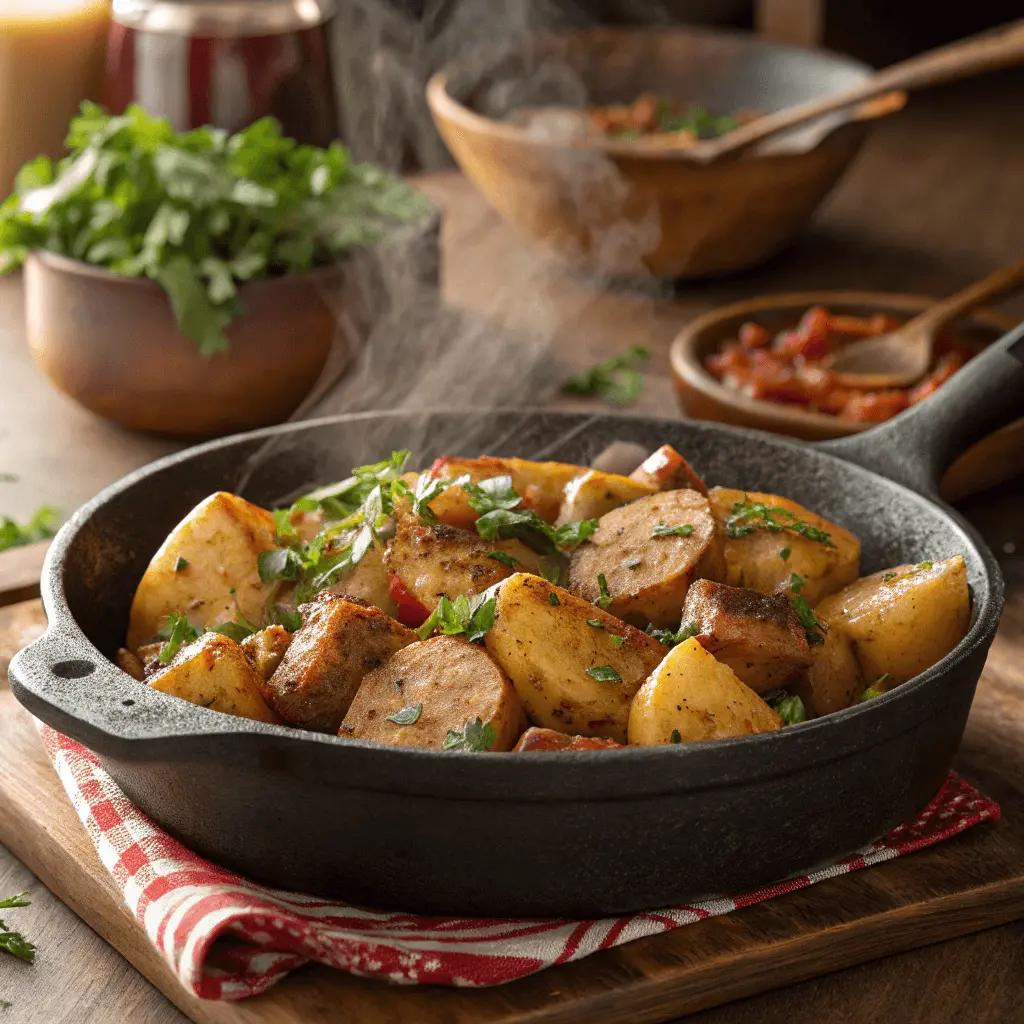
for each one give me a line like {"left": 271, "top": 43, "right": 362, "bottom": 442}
{"left": 9, "top": 327, "right": 1024, "bottom": 917}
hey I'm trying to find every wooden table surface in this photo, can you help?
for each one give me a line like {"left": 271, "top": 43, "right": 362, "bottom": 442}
{"left": 2, "top": 67, "right": 1024, "bottom": 1023}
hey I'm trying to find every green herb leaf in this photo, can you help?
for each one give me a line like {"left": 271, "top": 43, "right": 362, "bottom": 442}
{"left": 610, "top": 634, "right": 624, "bottom": 646}
{"left": 0, "top": 892, "right": 35, "bottom": 964}
{"left": 790, "top": 572, "right": 806, "bottom": 594}
{"left": 670, "top": 729, "right": 681, "bottom": 744}
{"left": 860, "top": 673, "right": 890, "bottom": 702}
{"left": 725, "top": 497, "right": 833, "bottom": 546}
{"left": 651, "top": 522, "right": 694, "bottom": 538}
{"left": 659, "top": 104, "right": 739, "bottom": 138}
{"left": 442, "top": 717, "right": 496, "bottom": 752}
{"left": 587, "top": 618, "right": 605, "bottom": 628}
{"left": 386, "top": 702, "right": 423, "bottom": 725}
{"left": 173, "top": 556, "right": 189, "bottom": 572}
{"left": 586, "top": 665, "right": 623, "bottom": 683}
{"left": 646, "top": 622, "right": 699, "bottom": 647}
{"left": 157, "top": 611, "right": 202, "bottom": 663}
{"left": 767, "top": 692, "right": 807, "bottom": 725}
{"left": 917, "top": 560, "right": 934, "bottom": 570}
{"left": 486, "top": 550, "right": 519, "bottom": 569}
{"left": 0, "top": 505, "right": 61, "bottom": 553}
{"left": 270, "top": 605, "right": 303, "bottom": 632}
{"left": 595, "top": 573, "right": 613, "bottom": 610}
{"left": 791, "top": 596, "right": 827, "bottom": 646}
{"left": 466, "top": 475, "right": 521, "bottom": 514}
{"left": 258, "top": 547, "right": 304, "bottom": 582}
{"left": 538, "top": 556, "right": 569, "bottom": 586}
{"left": 548, "top": 592, "right": 560, "bottom": 606}
{"left": 562, "top": 345, "right": 650, "bottom": 405}
{"left": 416, "top": 594, "right": 496, "bottom": 643}
{"left": 882, "top": 571, "right": 898, "bottom": 582}
{"left": 779, "top": 546, "right": 791, "bottom": 561}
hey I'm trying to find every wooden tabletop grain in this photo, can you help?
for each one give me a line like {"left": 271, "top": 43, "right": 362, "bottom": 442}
{"left": 1, "top": 66, "right": 1023, "bottom": 1024}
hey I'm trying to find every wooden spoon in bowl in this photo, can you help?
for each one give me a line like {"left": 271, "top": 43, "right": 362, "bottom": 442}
{"left": 826, "top": 257, "right": 1024, "bottom": 389}
{"left": 684, "top": 19, "right": 1024, "bottom": 165}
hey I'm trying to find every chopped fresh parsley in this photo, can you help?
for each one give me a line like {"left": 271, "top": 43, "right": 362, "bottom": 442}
{"left": 882, "top": 571, "right": 898, "bottom": 582}
{"left": 790, "top": 572, "right": 806, "bottom": 594}
{"left": 157, "top": 611, "right": 202, "bottom": 664}
{"left": 647, "top": 622, "right": 699, "bottom": 647}
{"left": 465, "top": 475, "right": 521, "bottom": 515}
{"left": 173, "top": 556, "right": 189, "bottom": 572}
{"left": 861, "top": 674, "right": 890, "bottom": 701}
{"left": 610, "top": 634, "right": 625, "bottom": 647}
{"left": 386, "top": 703, "right": 423, "bottom": 725}
{"left": 670, "top": 729, "right": 682, "bottom": 744}
{"left": 595, "top": 573, "right": 613, "bottom": 610}
{"left": 486, "top": 550, "right": 519, "bottom": 569}
{"left": 548, "top": 592, "right": 560, "bottom": 606}
{"left": 561, "top": 345, "right": 650, "bottom": 405}
{"left": 779, "top": 546, "right": 791, "bottom": 561}
{"left": 725, "top": 497, "right": 833, "bottom": 546}
{"left": 587, "top": 618, "right": 605, "bottom": 628}
{"left": 767, "top": 692, "right": 807, "bottom": 725}
{"left": 257, "top": 546, "right": 304, "bottom": 583}
{"left": 651, "top": 522, "right": 694, "bottom": 538}
{"left": 659, "top": 103, "right": 739, "bottom": 138}
{"left": 442, "top": 717, "right": 496, "bottom": 752}
{"left": 0, "top": 106, "right": 433, "bottom": 355}
{"left": 586, "top": 665, "right": 623, "bottom": 683}
{"left": 791, "top": 596, "right": 827, "bottom": 646}
{"left": 270, "top": 605, "right": 303, "bottom": 632}
{"left": 0, "top": 505, "right": 61, "bottom": 553}
{"left": 0, "top": 892, "right": 35, "bottom": 964}
{"left": 417, "top": 593, "right": 496, "bottom": 643}
{"left": 918, "top": 560, "right": 934, "bottom": 570}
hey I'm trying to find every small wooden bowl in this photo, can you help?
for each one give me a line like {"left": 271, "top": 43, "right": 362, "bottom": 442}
{"left": 24, "top": 216, "right": 440, "bottom": 439}
{"left": 670, "top": 290, "right": 1024, "bottom": 500}
{"left": 427, "top": 27, "right": 905, "bottom": 279}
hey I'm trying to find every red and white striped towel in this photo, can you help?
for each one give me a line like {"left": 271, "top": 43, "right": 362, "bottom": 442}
{"left": 41, "top": 725, "right": 1000, "bottom": 1000}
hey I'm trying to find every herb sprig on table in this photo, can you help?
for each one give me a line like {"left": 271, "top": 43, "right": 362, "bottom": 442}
{"left": 562, "top": 345, "right": 650, "bottom": 405}
{"left": 0, "top": 105, "right": 433, "bottom": 356}
{"left": 0, "top": 892, "right": 36, "bottom": 965}
{"left": 0, "top": 506, "right": 61, "bottom": 554}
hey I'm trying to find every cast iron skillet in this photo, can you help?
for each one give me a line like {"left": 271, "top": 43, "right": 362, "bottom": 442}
{"left": 10, "top": 328, "right": 1024, "bottom": 917}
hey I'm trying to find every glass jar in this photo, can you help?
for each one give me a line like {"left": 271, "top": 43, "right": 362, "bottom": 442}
{"left": 0, "top": 0, "right": 110, "bottom": 196}
{"left": 105, "top": 0, "right": 339, "bottom": 145}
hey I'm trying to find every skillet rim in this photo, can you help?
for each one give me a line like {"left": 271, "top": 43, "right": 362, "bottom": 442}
{"left": 14, "top": 408, "right": 1003, "bottom": 787}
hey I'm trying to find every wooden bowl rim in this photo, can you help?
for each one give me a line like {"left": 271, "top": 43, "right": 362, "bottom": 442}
{"left": 426, "top": 25, "right": 906, "bottom": 163}
{"left": 669, "top": 289, "right": 1019, "bottom": 436}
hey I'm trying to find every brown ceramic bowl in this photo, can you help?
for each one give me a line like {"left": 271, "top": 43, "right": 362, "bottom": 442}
{"left": 670, "top": 289, "right": 1024, "bottom": 500}
{"left": 426, "top": 26, "right": 905, "bottom": 279}
{"left": 24, "top": 216, "right": 440, "bottom": 438}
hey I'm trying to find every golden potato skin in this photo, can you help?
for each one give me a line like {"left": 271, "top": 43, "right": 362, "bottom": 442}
{"left": 629, "top": 445, "right": 708, "bottom": 497}
{"left": 628, "top": 638, "right": 782, "bottom": 746}
{"left": 682, "top": 579, "right": 810, "bottom": 694}
{"left": 709, "top": 487, "right": 860, "bottom": 607}
{"left": 116, "top": 647, "right": 146, "bottom": 682}
{"left": 556, "top": 469, "right": 657, "bottom": 526}
{"left": 484, "top": 573, "right": 665, "bottom": 743}
{"left": 383, "top": 511, "right": 539, "bottom": 611}
{"left": 148, "top": 632, "right": 279, "bottom": 723}
{"left": 793, "top": 618, "right": 863, "bottom": 717}
{"left": 339, "top": 636, "right": 524, "bottom": 750}
{"left": 262, "top": 593, "right": 416, "bottom": 732}
{"left": 323, "top": 545, "right": 399, "bottom": 617}
{"left": 241, "top": 625, "right": 293, "bottom": 682}
{"left": 126, "top": 492, "right": 278, "bottom": 650}
{"left": 814, "top": 556, "right": 970, "bottom": 686}
{"left": 568, "top": 489, "right": 725, "bottom": 627}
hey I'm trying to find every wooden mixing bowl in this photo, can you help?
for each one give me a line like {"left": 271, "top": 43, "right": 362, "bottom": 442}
{"left": 670, "top": 290, "right": 1024, "bottom": 500}
{"left": 24, "top": 216, "right": 439, "bottom": 438}
{"left": 426, "top": 27, "right": 905, "bottom": 279}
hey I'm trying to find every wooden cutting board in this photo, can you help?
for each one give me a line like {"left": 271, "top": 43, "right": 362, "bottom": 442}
{"left": 2, "top": 545, "right": 1024, "bottom": 1024}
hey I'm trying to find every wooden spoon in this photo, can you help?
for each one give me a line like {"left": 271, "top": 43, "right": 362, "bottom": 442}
{"left": 826, "top": 257, "right": 1024, "bottom": 389}
{"left": 683, "top": 19, "right": 1024, "bottom": 165}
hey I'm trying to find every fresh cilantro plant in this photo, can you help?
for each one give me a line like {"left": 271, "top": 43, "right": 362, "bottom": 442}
{"left": 0, "top": 506, "right": 61, "bottom": 553}
{"left": 0, "top": 892, "right": 35, "bottom": 964}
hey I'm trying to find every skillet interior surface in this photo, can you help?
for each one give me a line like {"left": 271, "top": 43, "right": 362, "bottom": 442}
{"left": 10, "top": 410, "right": 1001, "bottom": 915}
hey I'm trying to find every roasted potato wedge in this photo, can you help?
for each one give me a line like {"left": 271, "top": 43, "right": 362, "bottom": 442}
{"left": 628, "top": 638, "right": 782, "bottom": 746}
{"left": 682, "top": 579, "right": 810, "bottom": 693}
{"left": 384, "top": 510, "right": 539, "bottom": 611}
{"left": 793, "top": 617, "right": 863, "bottom": 717}
{"left": 241, "top": 625, "right": 293, "bottom": 682}
{"left": 323, "top": 545, "right": 399, "bottom": 617}
{"left": 557, "top": 469, "right": 657, "bottom": 525}
{"left": 568, "top": 489, "right": 725, "bottom": 627}
{"left": 513, "top": 727, "right": 624, "bottom": 752}
{"left": 484, "top": 573, "right": 665, "bottom": 742}
{"left": 709, "top": 487, "right": 860, "bottom": 607}
{"left": 339, "top": 635, "right": 524, "bottom": 750}
{"left": 126, "top": 492, "right": 278, "bottom": 650}
{"left": 262, "top": 593, "right": 416, "bottom": 732}
{"left": 148, "top": 632, "right": 279, "bottom": 723}
{"left": 116, "top": 647, "right": 146, "bottom": 682}
{"left": 814, "top": 556, "right": 970, "bottom": 686}
{"left": 629, "top": 445, "right": 708, "bottom": 496}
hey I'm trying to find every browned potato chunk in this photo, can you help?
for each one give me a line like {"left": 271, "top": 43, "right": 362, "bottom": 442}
{"left": 709, "top": 487, "right": 860, "bottom": 607}
{"left": 339, "top": 635, "right": 524, "bottom": 750}
{"left": 568, "top": 489, "right": 725, "bottom": 627}
{"left": 629, "top": 445, "right": 708, "bottom": 496}
{"left": 557, "top": 469, "right": 656, "bottom": 525}
{"left": 485, "top": 573, "right": 665, "bottom": 742}
{"left": 627, "top": 638, "right": 782, "bottom": 745}
{"left": 116, "top": 648, "right": 146, "bottom": 682}
{"left": 262, "top": 593, "right": 416, "bottom": 732}
{"left": 127, "top": 492, "right": 278, "bottom": 650}
{"left": 682, "top": 579, "right": 810, "bottom": 694}
{"left": 148, "top": 633, "right": 279, "bottom": 723}
{"left": 241, "top": 625, "right": 293, "bottom": 682}
{"left": 814, "top": 556, "right": 970, "bottom": 686}
{"left": 383, "top": 511, "right": 539, "bottom": 611}
{"left": 324, "top": 545, "right": 399, "bottom": 617}
{"left": 793, "top": 618, "right": 863, "bottom": 717}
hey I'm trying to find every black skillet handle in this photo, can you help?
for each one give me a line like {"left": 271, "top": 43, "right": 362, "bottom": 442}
{"left": 818, "top": 322, "right": 1024, "bottom": 497}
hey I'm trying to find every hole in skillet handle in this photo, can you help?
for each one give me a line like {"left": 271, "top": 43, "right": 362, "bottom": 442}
{"left": 52, "top": 660, "right": 96, "bottom": 680}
